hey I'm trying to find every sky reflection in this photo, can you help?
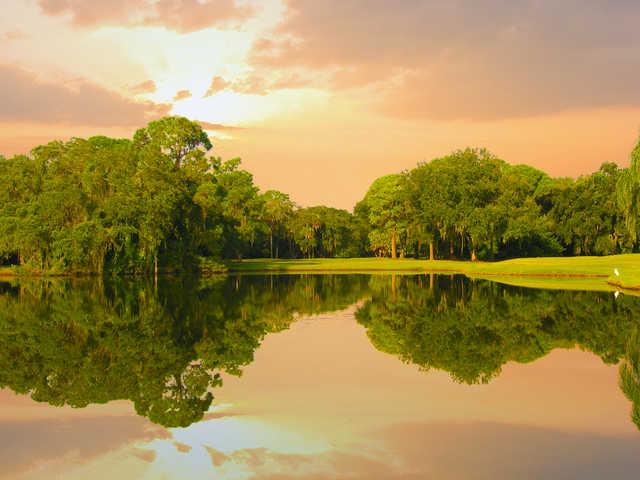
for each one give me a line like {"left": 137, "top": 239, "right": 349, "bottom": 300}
{"left": 2, "top": 301, "right": 638, "bottom": 479}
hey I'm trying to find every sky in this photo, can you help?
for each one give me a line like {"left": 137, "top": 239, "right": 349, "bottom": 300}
{"left": 1, "top": 307, "right": 638, "bottom": 479}
{"left": 1, "top": 0, "right": 640, "bottom": 209}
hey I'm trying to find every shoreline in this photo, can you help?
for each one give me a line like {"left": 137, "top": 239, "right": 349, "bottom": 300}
{"left": 2, "top": 255, "right": 639, "bottom": 290}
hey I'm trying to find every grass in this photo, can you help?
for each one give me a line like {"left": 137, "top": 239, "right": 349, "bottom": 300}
{"left": 3, "top": 255, "right": 639, "bottom": 290}
{"left": 0, "top": 266, "right": 28, "bottom": 277}
{"left": 607, "top": 271, "right": 640, "bottom": 291}
{"left": 227, "top": 254, "right": 640, "bottom": 289}
{"left": 225, "top": 258, "right": 468, "bottom": 274}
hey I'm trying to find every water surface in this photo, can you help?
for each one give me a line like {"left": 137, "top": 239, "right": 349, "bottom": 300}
{"left": 1, "top": 274, "right": 639, "bottom": 479}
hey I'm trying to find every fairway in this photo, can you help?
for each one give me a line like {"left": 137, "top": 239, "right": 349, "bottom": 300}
{"left": 227, "top": 254, "right": 640, "bottom": 289}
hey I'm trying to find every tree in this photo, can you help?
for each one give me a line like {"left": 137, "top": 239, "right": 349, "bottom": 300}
{"left": 133, "top": 116, "right": 212, "bottom": 169}
{"left": 288, "top": 208, "right": 322, "bottom": 258}
{"left": 493, "top": 164, "right": 561, "bottom": 258}
{"left": 617, "top": 138, "right": 640, "bottom": 248}
{"left": 357, "top": 174, "right": 407, "bottom": 259}
{"left": 260, "top": 190, "right": 295, "bottom": 258}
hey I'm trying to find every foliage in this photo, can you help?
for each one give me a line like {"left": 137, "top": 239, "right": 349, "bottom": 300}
{"left": 363, "top": 146, "right": 639, "bottom": 260}
{"left": 617, "top": 139, "right": 640, "bottom": 246}
{"left": 2, "top": 120, "right": 640, "bottom": 271}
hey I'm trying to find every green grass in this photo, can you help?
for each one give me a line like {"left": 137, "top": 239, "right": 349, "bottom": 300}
{"left": 3, "top": 255, "right": 639, "bottom": 290}
{"left": 607, "top": 271, "right": 640, "bottom": 291}
{"left": 225, "top": 257, "right": 468, "bottom": 273}
{"left": 0, "top": 267, "right": 14, "bottom": 276}
{"left": 466, "top": 254, "right": 640, "bottom": 277}
{"left": 228, "top": 254, "right": 640, "bottom": 288}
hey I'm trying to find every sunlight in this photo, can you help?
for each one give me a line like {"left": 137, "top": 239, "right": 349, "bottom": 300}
{"left": 137, "top": 416, "right": 332, "bottom": 479}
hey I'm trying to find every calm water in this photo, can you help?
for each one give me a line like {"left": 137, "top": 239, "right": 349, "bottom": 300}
{"left": 1, "top": 274, "right": 640, "bottom": 479}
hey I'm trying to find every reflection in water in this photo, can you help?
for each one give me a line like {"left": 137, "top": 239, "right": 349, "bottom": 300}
{"left": 0, "top": 274, "right": 639, "bottom": 432}
{"left": 0, "top": 275, "right": 369, "bottom": 428}
{"left": 357, "top": 275, "right": 639, "bottom": 383}
{"left": 620, "top": 332, "right": 640, "bottom": 430}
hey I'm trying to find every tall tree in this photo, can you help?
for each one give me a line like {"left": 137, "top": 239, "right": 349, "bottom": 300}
{"left": 357, "top": 174, "right": 407, "bottom": 259}
{"left": 617, "top": 138, "right": 640, "bottom": 248}
{"left": 260, "top": 190, "right": 295, "bottom": 258}
{"left": 133, "top": 116, "right": 212, "bottom": 169}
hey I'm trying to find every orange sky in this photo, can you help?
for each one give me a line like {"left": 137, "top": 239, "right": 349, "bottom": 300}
{"left": 1, "top": 0, "right": 639, "bottom": 209}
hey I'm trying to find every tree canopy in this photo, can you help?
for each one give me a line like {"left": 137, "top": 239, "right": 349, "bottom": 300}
{"left": 2, "top": 118, "right": 640, "bottom": 272}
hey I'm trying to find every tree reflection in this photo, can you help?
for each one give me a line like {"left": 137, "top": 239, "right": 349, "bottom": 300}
{"left": 0, "top": 275, "right": 370, "bottom": 427}
{"left": 2, "top": 273, "right": 640, "bottom": 430}
{"left": 356, "top": 275, "right": 639, "bottom": 382}
{"left": 620, "top": 332, "right": 640, "bottom": 430}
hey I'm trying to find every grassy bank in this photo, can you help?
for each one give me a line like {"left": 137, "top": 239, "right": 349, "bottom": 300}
{"left": 3, "top": 255, "right": 639, "bottom": 289}
{"left": 226, "top": 258, "right": 467, "bottom": 273}
{"left": 607, "top": 271, "right": 640, "bottom": 291}
{"left": 228, "top": 255, "right": 640, "bottom": 288}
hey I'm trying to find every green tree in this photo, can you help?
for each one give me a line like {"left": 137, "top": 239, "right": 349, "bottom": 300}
{"left": 260, "top": 190, "right": 295, "bottom": 258}
{"left": 356, "top": 174, "right": 407, "bottom": 258}
{"left": 133, "top": 116, "right": 212, "bottom": 169}
{"left": 617, "top": 138, "right": 640, "bottom": 248}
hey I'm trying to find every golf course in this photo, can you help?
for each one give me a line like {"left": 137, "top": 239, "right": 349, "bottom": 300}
{"left": 228, "top": 254, "right": 640, "bottom": 290}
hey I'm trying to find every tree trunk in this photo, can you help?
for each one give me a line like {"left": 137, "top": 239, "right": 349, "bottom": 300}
{"left": 449, "top": 239, "right": 454, "bottom": 258}
{"left": 154, "top": 254, "right": 158, "bottom": 278}
{"left": 269, "top": 231, "right": 273, "bottom": 259}
{"left": 391, "top": 230, "right": 397, "bottom": 259}
{"left": 429, "top": 241, "right": 435, "bottom": 261}
{"left": 471, "top": 248, "right": 478, "bottom": 262}
{"left": 429, "top": 273, "right": 434, "bottom": 289}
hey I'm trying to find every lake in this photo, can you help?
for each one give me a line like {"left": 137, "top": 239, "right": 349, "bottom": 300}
{"left": 1, "top": 274, "right": 639, "bottom": 479}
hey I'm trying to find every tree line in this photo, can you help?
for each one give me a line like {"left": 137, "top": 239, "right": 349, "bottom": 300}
{"left": 0, "top": 117, "right": 367, "bottom": 274}
{"left": 1, "top": 116, "right": 639, "bottom": 273}
{"left": 357, "top": 146, "right": 640, "bottom": 260}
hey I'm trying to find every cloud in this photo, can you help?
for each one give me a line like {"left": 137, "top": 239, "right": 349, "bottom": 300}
{"left": 198, "top": 421, "right": 640, "bottom": 480}
{"left": 202, "top": 446, "right": 396, "bottom": 479}
{"left": 251, "top": 0, "right": 640, "bottom": 119}
{"left": 130, "top": 448, "right": 157, "bottom": 463}
{"left": 174, "top": 442, "right": 192, "bottom": 453}
{"left": 173, "top": 89, "right": 192, "bottom": 101}
{"left": 38, "top": 0, "right": 254, "bottom": 33}
{"left": 0, "top": 65, "right": 170, "bottom": 126}
{"left": 204, "top": 76, "right": 231, "bottom": 97}
{"left": 0, "top": 416, "right": 168, "bottom": 478}
{"left": 3, "top": 29, "right": 27, "bottom": 41}
{"left": 205, "top": 446, "right": 228, "bottom": 466}
{"left": 130, "top": 79, "right": 157, "bottom": 94}
{"left": 203, "top": 72, "right": 310, "bottom": 97}
{"left": 196, "top": 120, "right": 244, "bottom": 131}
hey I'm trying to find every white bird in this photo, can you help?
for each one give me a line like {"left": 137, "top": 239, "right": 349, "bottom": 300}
{"left": 615, "top": 291, "right": 620, "bottom": 299}
{"left": 614, "top": 268, "right": 620, "bottom": 277}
